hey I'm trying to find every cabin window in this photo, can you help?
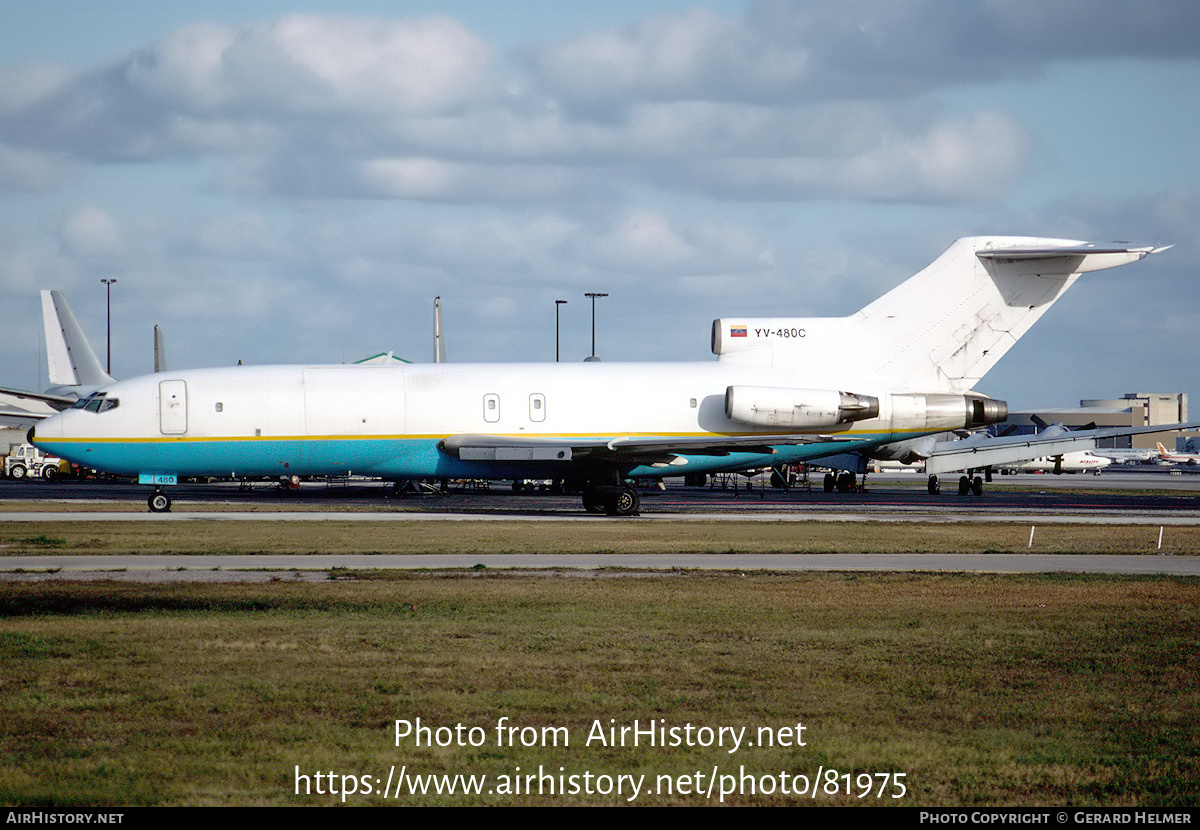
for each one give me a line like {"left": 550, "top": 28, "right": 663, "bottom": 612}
{"left": 689, "top": 398, "right": 697, "bottom": 408}
{"left": 483, "top": 393, "right": 500, "bottom": 423}
{"left": 529, "top": 393, "right": 546, "bottom": 423}
{"left": 215, "top": 402, "right": 223, "bottom": 412}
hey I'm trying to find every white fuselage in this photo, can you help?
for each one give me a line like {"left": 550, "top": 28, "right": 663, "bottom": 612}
{"left": 30, "top": 360, "right": 952, "bottom": 481}
{"left": 1006, "top": 451, "right": 1111, "bottom": 473}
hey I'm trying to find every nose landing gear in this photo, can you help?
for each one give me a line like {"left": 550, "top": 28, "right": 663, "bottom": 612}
{"left": 148, "top": 489, "right": 172, "bottom": 513}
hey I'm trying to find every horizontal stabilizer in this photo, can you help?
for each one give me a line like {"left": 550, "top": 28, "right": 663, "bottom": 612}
{"left": 0, "top": 386, "right": 76, "bottom": 415}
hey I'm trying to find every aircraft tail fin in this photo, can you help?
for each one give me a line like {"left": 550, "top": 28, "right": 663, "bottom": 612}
{"left": 713, "top": 237, "right": 1166, "bottom": 392}
{"left": 41, "top": 290, "right": 114, "bottom": 388}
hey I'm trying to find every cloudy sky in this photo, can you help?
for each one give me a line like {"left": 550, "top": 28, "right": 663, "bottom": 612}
{"left": 1, "top": 0, "right": 1196, "bottom": 411}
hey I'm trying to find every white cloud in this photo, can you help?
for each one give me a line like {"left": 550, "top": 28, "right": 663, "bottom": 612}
{"left": 529, "top": 8, "right": 809, "bottom": 106}
{"left": 58, "top": 205, "right": 123, "bottom": 258}
{"left": 126, "top": 15, "right": 497, "bottom": 116}
{"left": 0, "top": 10, "right": 1038, "bottom": 204}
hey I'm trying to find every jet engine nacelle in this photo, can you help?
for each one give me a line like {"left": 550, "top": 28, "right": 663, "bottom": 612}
{"left": 889, "top": 393, "right": 1007, "bottom": 431}
{"left": 872, "top": 434, "right": 941, "bottom": 464}
{"left": 725, "top": 385, "right": 880, "bottom": 429}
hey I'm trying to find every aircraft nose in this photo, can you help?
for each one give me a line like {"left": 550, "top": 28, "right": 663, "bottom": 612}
{"left": 29, "top": 412, "right": 62, "bottom": 444}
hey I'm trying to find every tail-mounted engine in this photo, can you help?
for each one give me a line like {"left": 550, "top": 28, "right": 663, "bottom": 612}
{"left": 889, "top": 393, "right": 1007, "bottom": 430}
{"left": 725, "top": 386, "right": 1006, "bottom": 432}
{"left": 725, "top": 386, "right": 880, "bottom": 429}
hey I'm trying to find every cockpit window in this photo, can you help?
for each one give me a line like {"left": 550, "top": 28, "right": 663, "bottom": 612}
{"left": 71, "top": 392, "right": 118, "bottom": 413}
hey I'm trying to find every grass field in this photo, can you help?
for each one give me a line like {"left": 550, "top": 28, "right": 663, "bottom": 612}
{"left": 2, "top": 518, "right": 1198, "bottom": 555}
{"left": 2, "top": 570, "right": 1197, "bottom": 806}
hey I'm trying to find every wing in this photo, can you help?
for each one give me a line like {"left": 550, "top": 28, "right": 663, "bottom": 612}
{"left": 923, "top": 422, "right": 1200, "bottom": 474}
{"left": 439, "top": 432, "right": 840, "bottom": 467}
{"left": 0, "top": 386, "right": 75, "bottom": 427}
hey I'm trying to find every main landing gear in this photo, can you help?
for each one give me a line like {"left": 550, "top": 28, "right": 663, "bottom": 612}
{"left": 581, "top": 484, "right": 640, "bottom": 516}
{"left": 927, "top": 472, "right": 989, "bottom": 496}
{"left": 822, "top": 471, "right": 860, "bottom": 493}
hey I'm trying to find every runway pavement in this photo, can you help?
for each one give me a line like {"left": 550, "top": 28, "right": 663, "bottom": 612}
{"left": 2, "top": 473, "right": 1197, "bottom": 580}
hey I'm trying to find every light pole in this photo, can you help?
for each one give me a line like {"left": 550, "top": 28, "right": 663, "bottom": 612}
{"left": 584, "top": 292, "right": 607, "bottom": 361}
{"left": 554, "top": 299, "right": 567, "bottom": 362}
{"left": 100, "top": 278, "right": 117, "bottom": 374}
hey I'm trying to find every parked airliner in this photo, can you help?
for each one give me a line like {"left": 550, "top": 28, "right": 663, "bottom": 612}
{"left": 0, "top": 291, "right": 113, "bottom": 427}
{"left": 30, "top": 236, "right": 1167, "bottom": 514}
{"left": 1004, "top": 451, "right": 1111, "bottom": 474}
{"left": 1156, "top": 442, "right": 1200, "bottom": 465}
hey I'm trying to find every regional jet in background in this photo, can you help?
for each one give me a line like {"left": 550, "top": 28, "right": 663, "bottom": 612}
{"left": 1004, "top": 451, "right": 1111, "bottom": 474}
{"left": 30, "top": 236, "right": 1175, "bottom": 514}
{"left": 1156, "top": 442, "right": 1200, "bottom": 465}
{"left": 0, "top": 290, "right": 113, "bottom": 427}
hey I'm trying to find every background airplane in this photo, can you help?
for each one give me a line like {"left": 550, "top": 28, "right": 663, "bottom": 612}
{"left": 826, "top": 420, "right": 1185, "bottom": 494}
{"left": 0, "top": 290, "right": 113, "bottom": 427}
{"left": 1003, "top": 451, "right": 1110, "bottom": 474}
{"left": 1156, "top": 442, "right": 1200, "bottom": 465}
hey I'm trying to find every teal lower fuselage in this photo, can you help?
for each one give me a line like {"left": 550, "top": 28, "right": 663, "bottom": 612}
{"left": 33, "top": 432, "right": 899, "bottom": 481}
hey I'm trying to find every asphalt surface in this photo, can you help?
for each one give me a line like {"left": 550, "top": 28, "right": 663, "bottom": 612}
{"left": 3, "top": 471, "right": 1200, "bottom": 519}
{"left": 3, "top": 471, "right": 1198, "bottom": 581}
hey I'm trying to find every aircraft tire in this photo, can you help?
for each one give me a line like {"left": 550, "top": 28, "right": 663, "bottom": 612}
{"left": 608, "top": 487, "right": 640, "bottom": 517}
{"left": 823, "top": 473, "right": 835, "bottom": 493}
{"left": 148, "top": 490, "right": 172, "bottom": 513}
{"left": 582, "top": 489, "right": 605, "bottom": 514}
{"left": 971, "top": 476, "right": 983, "bottom": 496}
{"left": 957, "top": 475, "right": 970, "bottom": 496}
{"left": 927, "top": 475, "right": 940, "bottom": 495}
{"left": 836, "top": 472, "right": 854, "bottom": 493}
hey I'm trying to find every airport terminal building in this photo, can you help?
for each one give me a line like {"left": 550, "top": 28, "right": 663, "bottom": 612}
{"left": 1005, "top": 392, "right": 1196, "bottom": 450}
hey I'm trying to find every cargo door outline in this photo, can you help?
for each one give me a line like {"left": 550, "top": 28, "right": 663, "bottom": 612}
{"left": 159, "top": 379, "right": 188, "bottom": 435}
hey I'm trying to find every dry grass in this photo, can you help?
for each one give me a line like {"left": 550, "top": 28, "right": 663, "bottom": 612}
{"left": 2, "top": 519, "right": 1199, "bottom": 556}
{"left": 1, "top": 573, "right": 1197, "bottom": 806}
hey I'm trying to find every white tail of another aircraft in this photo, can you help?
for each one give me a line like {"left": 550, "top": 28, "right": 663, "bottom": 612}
{"left": 41, "top": 290, "right": 114, "bottom": 390}
{"left": 712, "top": 237, "right": 1166, "bottom": 394}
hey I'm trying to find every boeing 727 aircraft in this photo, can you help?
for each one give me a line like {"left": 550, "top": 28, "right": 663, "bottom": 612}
{"left": 30, "top": 236, "right": 1167, "bottom": 513}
